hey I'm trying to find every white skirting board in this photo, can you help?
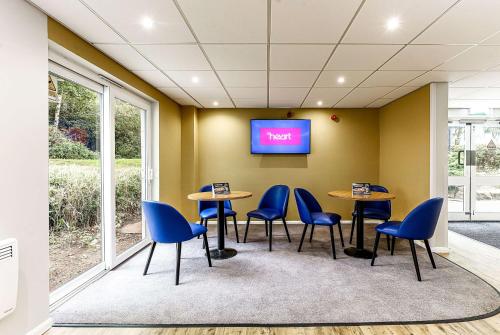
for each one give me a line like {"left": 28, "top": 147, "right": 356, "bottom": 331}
{"left": 26, "top": 318, "right": 52, "bottom": 335}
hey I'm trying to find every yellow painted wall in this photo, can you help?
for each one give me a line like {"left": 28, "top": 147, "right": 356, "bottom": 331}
{"left": 181, "top": 105, "right": 199, "bottom": 218}
{"left": 379, "top": 85, "right": 430, "bottom": 220}
{"left": 47, "top": 18, "right": 182, "bottom": 207}
{"left": 193, "top": 108, "right": 380, "bottom": 221}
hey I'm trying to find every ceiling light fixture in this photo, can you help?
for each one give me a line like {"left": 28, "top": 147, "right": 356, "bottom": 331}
{"left": 337, "top": 76, "right": 345, "bottom": 84}
{"left": 317, "top": 101, "right": 323, "bottom": 106}
{"left": 141, "top": 16, "right": 154, "bottom": 30}
{"left": 213, "top": 101, "right": 219, "bottom": 106}
{"left": 386, "top": 17, "right": 400, "bottom": 31}
{"left": 191, "top": 76, "right": 200, "bottom": 84}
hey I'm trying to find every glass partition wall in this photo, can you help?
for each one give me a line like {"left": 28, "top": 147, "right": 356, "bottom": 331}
{"left": 48, "top": 61, "right": 153, "bottom": 304}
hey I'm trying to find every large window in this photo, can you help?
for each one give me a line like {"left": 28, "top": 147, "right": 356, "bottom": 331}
{"left": 48, "top": 59, "right": 154, "bottom": 303}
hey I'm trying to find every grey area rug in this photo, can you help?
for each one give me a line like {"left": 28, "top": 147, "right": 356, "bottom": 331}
{"left": 52, "top": 224, "right": 500, "bottom": 326}
{"left": 449, "top": 221, "right": 500, "bottom": 249}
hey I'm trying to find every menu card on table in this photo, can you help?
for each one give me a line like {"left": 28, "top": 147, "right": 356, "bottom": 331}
{"left": 352, "top": 183, "right": 371, "bottom": 196}
{"left": 212, "top": 182, "right": 231, "bottom": 196}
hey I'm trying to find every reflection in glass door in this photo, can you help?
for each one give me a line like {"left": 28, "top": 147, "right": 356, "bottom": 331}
{"left": 448, "top": 121, "right": 500, "bottom": 221}
{"left": 114, "top": 98, "right": 147, "bottom": 257}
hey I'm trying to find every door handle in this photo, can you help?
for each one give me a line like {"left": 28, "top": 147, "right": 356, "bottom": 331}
{"left": 458, "top": 150, "right": 464, "bottom": 166}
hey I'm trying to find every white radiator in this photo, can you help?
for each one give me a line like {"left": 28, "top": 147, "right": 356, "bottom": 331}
{"left": 0, "top": 238, "right": 18, "bottom": 320}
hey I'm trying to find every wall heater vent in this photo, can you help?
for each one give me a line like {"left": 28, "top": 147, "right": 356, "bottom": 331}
{"left": 0, "top": 238, "right": 18, "bottom": 320}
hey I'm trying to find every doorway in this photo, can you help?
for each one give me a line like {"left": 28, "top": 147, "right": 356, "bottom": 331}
{"left": 448, "top": 108, "right": 500, "bottom": 249}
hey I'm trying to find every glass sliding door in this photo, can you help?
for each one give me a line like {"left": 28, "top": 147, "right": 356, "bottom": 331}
{"left": 448, "top": 122, "right": 469, "bottom": 220}
{"left": 113, "top": 98, "right": 148, "bottom": 257}
{"left": 48, "top": 72, "right": 105, "bottom": 294}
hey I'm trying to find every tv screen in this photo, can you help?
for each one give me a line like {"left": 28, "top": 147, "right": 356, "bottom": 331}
{"left": 250, "top": 119, "right": 311, "bottom": 154}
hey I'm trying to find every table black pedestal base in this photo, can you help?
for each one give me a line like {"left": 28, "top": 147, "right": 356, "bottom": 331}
{"left": 344, "top": 247, "right": 373, "bottom": 259}
{"left": 209, "top": 248, "right": 237, "bottom": 259}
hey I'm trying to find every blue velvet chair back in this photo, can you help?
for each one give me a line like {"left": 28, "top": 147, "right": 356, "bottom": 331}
{"left": 198, "top": 184, "right": 232, "bottom": 215}
{"left": 364, "top": 184, "right": 391, "bottom": 214}
{"left": 143, "top": 201, "right": 194, "bottom": 243}
{"left": 398, "top": 197, "right": 444, "bottom": 240}
{"left": 258, "top": 185, "right": 290, "bottom": 217}
{"left": 294, "top": 188, "right": 322, "bottom": 225}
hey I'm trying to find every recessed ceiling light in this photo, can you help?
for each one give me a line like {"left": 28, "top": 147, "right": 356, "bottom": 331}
{"left": 213, "top": 101, "right": 219, "bottom": 106}
{"left": 317, "top": 101, "right": 323, "bottom": 106}
{"left": 337, "top": 76, "right": 345, "bottom": 84}
{"left": 141, "top": 16, "right": 154, "bottom": 30}
{"left": 386, "top": 17, "right": 400, "bottom": 31}
{"left": 191, "top": 76, "right": 199, "bottom": 83}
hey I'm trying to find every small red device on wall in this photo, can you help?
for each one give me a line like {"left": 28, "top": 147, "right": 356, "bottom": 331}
{"left": 331, "top": 114, "right": 339, "bottom": 122}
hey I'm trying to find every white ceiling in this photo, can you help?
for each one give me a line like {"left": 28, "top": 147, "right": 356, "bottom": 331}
{"left": 30, "top": 0, "right": 500, "bottom": 109}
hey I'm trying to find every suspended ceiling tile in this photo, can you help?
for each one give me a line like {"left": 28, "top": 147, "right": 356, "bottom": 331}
{"left": 95, "top": 44, "right": 155, "bottom": 71}
{"left": 366, "top": 98, "right": 394, "bottom": 108}
{"left": 271, "top": 0, "right": 362, "bottom": 43}
{"left": 135, "top": 44, "right": 210, "bottom": 70}
{"left": 382, "top": 45, "right": 470, "bottom": 71}
{"left": 269, "top": 71, "right": 320, "bottom": 88}
{"left": 164, "top": 70, "right": 221, "bottom": 88}
{"left": 360, "top": 71, "right": 425, "bottom": 87}
{"left": 404, "top": 71, "right": 475, "bottom": 86}
{"left": 270, "top": 44, "right": 334, "bottom": 70}
{"left": 451, "top": 72, "right": 500, "bottom": 88}
{"left": 302, "top": 87, "right": 352, "bottom": 107}
{"left": 203, "top": 44, "right": 267, "bottom": 70}
{"left": 436, "top": 46, "right": 500, "bottom": 71}
{"left": 31, "top": 0, "right": 123, "bottom": 43}
{"left": 325, "top": 44, "right": 402, "bottom": 71}
{"left": 177, "top": 0, "right": 267, "bottom": 43}
{"left": 217, "top": 71, "right": 267, "bottom": 88}
{"left": 335, "top": 87, "right": 395, "bottom": 107}
{"left": 269, "top": 87, "right": 310, "bottom": 108}
{"left": 342, "top": 0, "right": 456, "bottom": 44}
{"left": 84, "top": 0, "right": 194, "bottom": 43}
{"left": 226, "top": 87, "right": 267, "bottom": 100}
{"left": 315, "top": 70, "right": 372, "bottom": 88}
{"left": 133, "top": 70, "right": 176, "bottom": 88}
{"left": 414, "top": 0, "right": 500, "bottom": 45}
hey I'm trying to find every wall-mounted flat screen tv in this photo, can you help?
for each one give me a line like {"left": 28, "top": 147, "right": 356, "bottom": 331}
{"left": 250, "top": 119, "right": 311, "bottom": 154}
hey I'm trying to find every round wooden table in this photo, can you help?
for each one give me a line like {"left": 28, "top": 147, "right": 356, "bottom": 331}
{"left": 328, "top": 190, "right": 396, "bottom": 259}
{"left": 187, "top": 191, "right": 252, "bottom": 260}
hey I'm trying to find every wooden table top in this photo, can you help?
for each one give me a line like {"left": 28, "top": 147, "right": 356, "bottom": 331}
{"left": 328, "top": 190, "right": 396, "bottom": 201}
{"left": 187, "top": 191, "right": 252, "bottom": 201}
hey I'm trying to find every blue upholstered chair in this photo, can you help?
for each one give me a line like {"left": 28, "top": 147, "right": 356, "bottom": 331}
{"left": 295, "top": 188, "right": 344, "bottom": 259}
{"left": 243, "top": 185, "right": 291, "bottom": 251}
{"left": 371, "top": 197, "right": 444, "bottom": 281}
{"left": 198, "top": 184, "right": 239, "bottom": 243}
{"left": 350, "top": 185, "right": 392, "bottom": 250}
{"left": 143, "top": 201, "right": 212, "bottom": 285}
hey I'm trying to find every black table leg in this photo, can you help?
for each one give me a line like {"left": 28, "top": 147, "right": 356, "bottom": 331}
{"left": 344, "top": 201, "right": 373, "bottom": 259}
{"left": 208, "top": 201, "right": 237, "bottom": 259}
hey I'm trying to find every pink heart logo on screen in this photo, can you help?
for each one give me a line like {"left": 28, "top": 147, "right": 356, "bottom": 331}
{"left": 260, "top": 128, "right": 302, "bottom": 146}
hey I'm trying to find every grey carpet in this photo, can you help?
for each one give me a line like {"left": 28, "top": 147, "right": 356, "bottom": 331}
{"left": 52, "top": 224, "right": 500, "bottom": 325}
{"left": 449, "top": 221, "right": 500, "bottom": 249}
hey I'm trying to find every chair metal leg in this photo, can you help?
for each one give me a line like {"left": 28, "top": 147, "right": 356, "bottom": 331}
{"left": 243, "top": 217, "right": 250, "bottom": 243}
{"left": 233, "top": 215, "right": 239, "bottom": 243}
{"left": 386, "top": 234, "right": 391, "bottom": 251}
{"left": 298, "top": 224, "right": 308, "bottom": 252}
{"left": 329, "top": 225, "right": 336, "bottom": 259}
{"left": 282, "top": 218, "right": 291, "bottom": 242}
{"left": 269, "top": 220, "right": 273, "bottom": 251}
{"left": 371, "top": 232, "right": 380, "bottom": 266}
{"left": 391, "top": 236, "right": 396, "bottom": 255}
{"left": 204, "top": 219, "right": 208, "bottom": 228}
{"left": 198, "top": 219, "right": 203, "bottom": 239}
{"left": 143, "top": 242, "right": 156, "bottom": 275}
{"left": 424, "top": 239, "right": 436, "bottom": 269}
{"left": 265, "top": 220, "right": 268, "bottom": 236}
{"left": 338, "top": 223, "right": 345, "bottom": 247}
{"left": 175, "top": 242, "right": 182, "bottom": 285}
{"left": 309, "top": 224, "right": 315, "bottom": 242}
{"left": 224, "top": 218, "right": 228, "bottom": 236}
{"left": 202, "top": 233, "right": 212, "bottom": 267}
{"left": 349, "top": 215, "right": 355, "bottom": 244}
{"left": 409, "top": 240, "right": 422, "bottom": 281}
